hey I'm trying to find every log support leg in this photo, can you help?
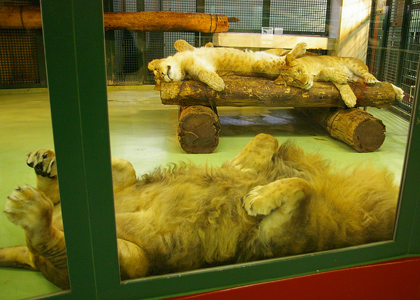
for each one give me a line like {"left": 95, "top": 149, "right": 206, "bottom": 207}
{"left": 297, "top": 107, "right": 386, "bottom": 152}
{"left": 177, "top": 105, "right": 221, "bottom": 154}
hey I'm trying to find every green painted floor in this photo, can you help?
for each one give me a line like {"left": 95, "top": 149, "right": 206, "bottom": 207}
{"left": 0, "top": 86, "right": 410, "bottom": 299}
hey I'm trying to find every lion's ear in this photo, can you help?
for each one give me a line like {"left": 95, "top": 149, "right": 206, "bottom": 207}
{"left": 285, "top": 54, "right": 296, "bottom": 66}
{"left": 148, "top": 59, "right": 162, "bottom": 71}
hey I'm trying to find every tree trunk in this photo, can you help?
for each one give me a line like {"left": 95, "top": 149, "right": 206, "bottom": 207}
{"left": 103, "top": 11, "right": 229, "bottom": 32}
{"left": 160, "top": 76, "right": 396, "bottom": 108}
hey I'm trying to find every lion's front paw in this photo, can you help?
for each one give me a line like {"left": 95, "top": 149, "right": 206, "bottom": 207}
{"left": 27, "top": 149, "right": 57, "bottom": 178}
{"left": 243, "top": 185, "right": 277, "bottom": 216}
{"left": 341, "top": 91, "right": 357, "bottom": 108}
{"left": 334, "top": 71, "right": 349, "bottom": 84}
{"left": 4, "top": 185, "right": 53, "bottom": 231}
{"left": 208, "top": 77, "right": 225, "bottom": 92}
{"left": 364, "top": 74, "right": 378, "bottom": 85}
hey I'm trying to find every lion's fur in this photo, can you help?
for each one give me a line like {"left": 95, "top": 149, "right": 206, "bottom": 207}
{"left": 1, "top": 134, "right": 398, "bottom": 289}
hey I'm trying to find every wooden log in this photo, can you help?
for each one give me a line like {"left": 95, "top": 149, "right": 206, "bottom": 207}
{"left": 0, "top": 5, "right": 229, "bottom": 33}
{"left": 103, "top": 11, "right": 229, "bottom": 32}
{"left": 298, "top": 107, "right": 386, "bottom": 152}
{"left": 0, "top": 5, "right": 41, "bottom": 29}
{"left": 160, "top": 76, "right": 396, "bottom": 108}
{"left": 177, "top": 106, "right": 220, "bottom": 154}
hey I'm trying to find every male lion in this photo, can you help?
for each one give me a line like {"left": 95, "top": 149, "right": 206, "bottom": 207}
{"left": 0, "top": 134, "right": 398, "bottom": 289}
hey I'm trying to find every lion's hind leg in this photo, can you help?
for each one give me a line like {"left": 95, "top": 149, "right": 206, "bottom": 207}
{"left": 3, "top": 185, "right": 69, "bottom": 289}
{"left": 230, "top": 134, "right": 279, "bottom": 173}
{"left": 0, "top": 246, "right": 37, "bottom": 270}
{"left": 117, "top": 239, "right": 150, "bottom": 280}
{"left": 243, "top": 177, "right": 311, "bottom": 216}
{"left": 111, "top": 157, "right": 137, "bottom": 192}
{"left": 244, "top": 177, "right": 312, "bottom": 253}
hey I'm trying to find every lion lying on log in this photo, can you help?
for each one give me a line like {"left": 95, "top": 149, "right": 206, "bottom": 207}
{"left": 0, "top": 134, "right": 398, "bottom": 289}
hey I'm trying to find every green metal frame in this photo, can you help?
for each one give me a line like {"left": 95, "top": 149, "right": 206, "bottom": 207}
{"left": 39, "top": 0, "right": 420, "bottom": 299}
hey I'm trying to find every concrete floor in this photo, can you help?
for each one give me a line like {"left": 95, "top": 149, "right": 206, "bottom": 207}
{"left": 0, "top": 86, "right": 410, "bottom": 299}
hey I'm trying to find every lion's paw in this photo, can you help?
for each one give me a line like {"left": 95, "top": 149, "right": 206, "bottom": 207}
{"left": 364, "top": 74, "right": 379, "bottom": 85}
{"left": 27, "top": 149, "right": 57, "bottom": 178}
{"left": 4, "top": 185, "right": 53, "bottom": 231}
{"left": 342, "top": 93, "right": 357, "bottom": 108}
{"left": 334, "top": 71, "right": 349, "bottom": 84}
{"left": 208, "top": 77, "right": 225, "bottom": 92}
{"left": 392, "top": 84, "right": 404, "bottom": 101}
{"left": 243, "top": 185, "right": 278, "bottom": 216}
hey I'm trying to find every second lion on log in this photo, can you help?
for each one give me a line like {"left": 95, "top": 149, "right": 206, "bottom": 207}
{"left": 275, "top": 54, "right": 404, "bottom": 108}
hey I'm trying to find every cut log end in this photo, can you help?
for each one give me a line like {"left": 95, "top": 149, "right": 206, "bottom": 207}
{"left": 177, "top": 106, "right": 220, "bottom": 154}
{"left": 327, "top": 108, "right": 386, "bottom": 152}
{"left": 352, "top": 118, "right": 386, "bottom": 152}
{"left": 298, "top": 107, "right": 386, "bottom": 152}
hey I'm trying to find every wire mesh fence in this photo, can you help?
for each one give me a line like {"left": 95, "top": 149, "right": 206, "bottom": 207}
{"left": 367, "top": 0, "right": 419, "bottom": 113}
{"left": 0, "top": 29, "right": 41, "bottom": 86}
{"left": 3, "top": 0, "right": 416, "bottom": 105}
{"left": 400, "top": 7, "right": 420, "bottom": 109}
{"left": 269, "top": 0, "right": 329, "bottom": 35}
{"left": 205, "top": 0, "right": 264, "bottom": 31}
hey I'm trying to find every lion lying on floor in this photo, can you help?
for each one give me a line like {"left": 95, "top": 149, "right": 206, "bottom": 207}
{"left": 0, "top": 134, "right": 398, "bottom": 289}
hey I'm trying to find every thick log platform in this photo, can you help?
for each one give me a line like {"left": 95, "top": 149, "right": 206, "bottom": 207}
{"left": 159, "top": 76, "right": 396, "bottom": 154}
{"left": 160, "top": 76, "right": 396, "bottom": 108}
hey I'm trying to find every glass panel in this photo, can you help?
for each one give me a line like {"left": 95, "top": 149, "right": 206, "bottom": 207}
{"left": 1, "top": 1, "right": 105, "bottom": 299}
{"left": 106, "top": 1, "right": 414, "bottom": 295}
{"left": 0, "top": 79, "right": 65, "bottom": 298}
{"left": 2, "top": 0, "right": 419, "bottom": 299}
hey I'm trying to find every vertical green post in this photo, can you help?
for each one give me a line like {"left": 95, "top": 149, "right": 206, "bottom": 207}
{"left": 40, "top": 0, "right": 120, "bottom": 298}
